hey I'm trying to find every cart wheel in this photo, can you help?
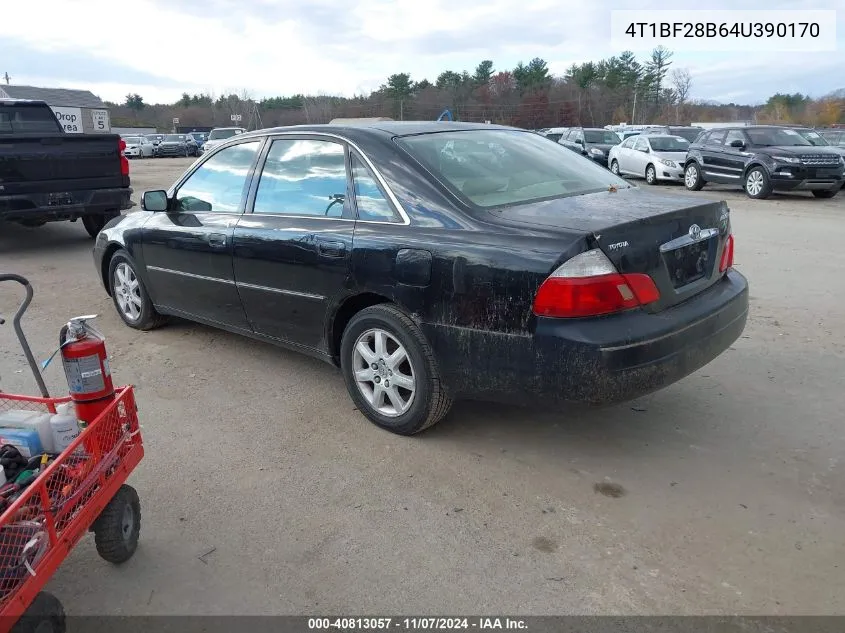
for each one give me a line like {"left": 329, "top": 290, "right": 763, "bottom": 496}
{"left": 10, "top": 591, "right": 66, "bottom": 633}
{"left": 93, "top": 484, "right": 141, "bottom": 564}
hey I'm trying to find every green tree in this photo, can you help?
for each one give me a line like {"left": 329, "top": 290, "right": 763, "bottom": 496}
{"left": 124, "top": 93, "right": 145, "bottom": 111}
{"left": 385, "top": 73, "right": 413, "bottom": 100}
{"left": 645, "top": 46, "right": 673, "bottom": 118}
{"left": 414, "top": 79, "right": 433, "bottom": 91}
{"left": 436, "top": 70, "right": 463, "bottom": 90}
{"left": 473, "top": 60, "right": 494, "bottom": 86}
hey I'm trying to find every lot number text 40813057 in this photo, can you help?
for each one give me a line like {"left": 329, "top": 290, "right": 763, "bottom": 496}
{"left": 307, "top": 618, "right": 528, "bottom": 630}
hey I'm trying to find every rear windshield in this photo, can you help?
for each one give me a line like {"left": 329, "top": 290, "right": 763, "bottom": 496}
{"left": 649, "top": 136, "right": 690, "bottom": 152}
{"left": 208, "top": 128, "right": 242, "bottom": 140}
{"left": 584, "top": 130, "right": 621, "bottom": 144}
{"left": 669, "top": 127, "right": 704, "bottom": 142}
{"left": 746, "top": 128, "right": 811, "bottom": 146}
{"left": 0, "top": 105, "right": 61, "bottom": 134}
{"left": 396, "top": 129, "right": 631, "bottom": 209}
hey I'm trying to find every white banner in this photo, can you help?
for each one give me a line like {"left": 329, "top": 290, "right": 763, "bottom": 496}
{"left": 51, "top": 106, "right": 84, "bottom": 133}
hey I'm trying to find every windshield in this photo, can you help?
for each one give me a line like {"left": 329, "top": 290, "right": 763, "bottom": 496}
{"left": 396, "top": 129, "right": 631, "bottom": 209}
{"left": 649, "top": 136, "right": 690, "bottom": 152}
{"left": 208, "top": 128, "right": 242, "bottom": 140}
{"left": 584, "top": 130, "right": 621, "bottom": 145}
{"left": 793, "top": 129, "right": 830, "bottom": 146}
{"left": 164, "top": 134, "right": 186, "bottom": 142}
{"left": 545, "top": 133, "right": 563, "bottom": 142}
{"left": 746, "top": 128, "right": 812, "bottom": 147}
{"left": 669, "top": 127, "right": 704, "bottom": 142}
{"left": 124, "top": 137, "right": 142, "bottom": 144}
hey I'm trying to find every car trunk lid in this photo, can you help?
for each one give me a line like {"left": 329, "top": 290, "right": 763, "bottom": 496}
{"left": 487, "top": 187, "right": 733, "bottom": 312}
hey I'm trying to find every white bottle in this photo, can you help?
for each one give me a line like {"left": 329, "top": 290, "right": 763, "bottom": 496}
{"left": 0, "top": 410, "right": 54, "bottom": 453}
{"left": 50, "top": 403, "right": 81, "bottom": 453}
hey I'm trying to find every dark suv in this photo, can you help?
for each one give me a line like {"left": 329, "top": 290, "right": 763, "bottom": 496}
{"left": 559, "top": 127, "right": 621, "bottom": 168}
{"left": 684, "top": 126, "right": 844, "bottom": 199}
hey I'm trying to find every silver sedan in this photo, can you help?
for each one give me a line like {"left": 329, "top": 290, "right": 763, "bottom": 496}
{"left": 608, "top": 134, "right": 690, "bottom": 185}
{"left": 122, "top": 136, "right": 155, "bottom": 159}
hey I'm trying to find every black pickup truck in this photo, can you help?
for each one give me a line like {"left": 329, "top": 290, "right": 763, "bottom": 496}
{"left": 1, "top": 99, "right": 132, "bottom": 237}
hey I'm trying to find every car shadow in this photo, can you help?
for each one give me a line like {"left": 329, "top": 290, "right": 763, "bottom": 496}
{"left": 0, "top": 220, "right": 92, "bottom": 255}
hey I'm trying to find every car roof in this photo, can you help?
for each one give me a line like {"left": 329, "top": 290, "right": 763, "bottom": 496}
{"left": 237, "top": 121, "right": 519, "bottom": 141}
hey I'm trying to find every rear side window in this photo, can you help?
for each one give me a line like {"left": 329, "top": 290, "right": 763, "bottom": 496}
{"left": 396, "top": 129, "right": 631, "bottom": 209}
{"left": 350, "top": 154, "right": 401, "bottom": 223}
{"left": 253, "top": 139, "right": 349, "bottom": 218}
{"left": 0, "top": 105, "right": 61, "bottom": 134}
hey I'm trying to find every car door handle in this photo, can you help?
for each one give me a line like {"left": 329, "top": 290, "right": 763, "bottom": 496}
{"left": 207, "top": 233, "right": 227, "bottom": 248}
{"left": 317, "top": 240, "right": 346, "bottom": 258}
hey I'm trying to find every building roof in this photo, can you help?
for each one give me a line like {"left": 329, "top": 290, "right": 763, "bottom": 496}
{"left": 0, "top": 85, "right": 106, "bottom": 108}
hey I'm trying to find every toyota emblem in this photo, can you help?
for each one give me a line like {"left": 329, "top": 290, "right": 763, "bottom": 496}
{"left": 688, "top": 224, "right": 701, "bottom": 240}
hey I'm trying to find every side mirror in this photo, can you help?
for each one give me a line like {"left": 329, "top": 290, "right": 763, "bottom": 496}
{"left": 142, "top": 190, "right": 169, "bottom": 212}
{"left": 729, "top": 139, "right": 744, "bottom": 148}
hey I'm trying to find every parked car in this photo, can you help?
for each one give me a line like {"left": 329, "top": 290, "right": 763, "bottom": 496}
{"left": 560, "top": 128, "right": 622, "bottom": 167}
{"left": 122, "top": 136, "right": 155, "bottom": 159}
{"left": 0, "top": 98, "right": 132, "bottom": 237}
{"left": 144, "top": 134, "right": 165, "bottom": 156}
{"left": 819, "top": 129, "right": 845, "bottom": 147}
{"left": 188, "top": 132, "right": 207, "bottom": 153}
{"left": 156, "top": 134, "right": 199, "bottom": 157}
{"left": 541, "top": 127, "right": 569, "bottom": 143}
{"left": 684, "top": 125, "right": 844, "bottom": 199}
{"left": 791, "top": 127, "right": 845, "bottom": 189}
{"left": 609, "top": 134, "right": 690, "bottom": 184}
{"left": 92, "top": 122, "right": 747, "bottom": 435}
{"left": 201, "top": 127, "right": 246, "bottom": 153}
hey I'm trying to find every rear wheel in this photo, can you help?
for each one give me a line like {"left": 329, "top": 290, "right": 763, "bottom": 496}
{"left": 340, "top": 304, "right": 452, "bottom": 435}
{"left": 744, "top": 167, "right": 772, "bottom": 199}
{"left": 812, "top": 189, "right": 838, "bottom": 199}
{"left": 81, "top": 211, "right": 120, "bottom": 238}
{"left": 645, "top": 164, "right": 657, "bottom": 185}
{"left": 610, "top": 159, "right": 620, "bottom": 175}
{"left": 108, "top": 251, "right": 166, "bottom": 330}
{"left": 684, "top": 162, "right": 705, "bottom": 191}
{"left": 11, "top": 591, "right": 66, "bottom": 633}
{"left": 93, "top": 485, "right": 141, "bottom": 564}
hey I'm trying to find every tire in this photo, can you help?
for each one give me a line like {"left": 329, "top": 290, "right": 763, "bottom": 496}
{"left": 610, "top": 159, "right": 620, "bottom": 176}
{"left": 744, "top": 167, "right": 772, "bottom": 199}
{"left": 684, "top": 162, "right": 705, "bottom": 191}
{"left": 812, "top": 189, "right": 838, "bottom": 199}
{"left": 645, "top": 164, "right": 657, "bottom": 185}
{"left": 11, "top": 591, "right": 66, "bottom": 633}
{"left": 108, "top": 251, "right": 166, "bottom": 330}
{"left": 81, "top": 211, "right": 120, "bottom": 238}
{"left": 340, "top": 304, "right": 452, "bottom": 435}
{"left": 93, "top": 485, "right": 141, "bottom": 564}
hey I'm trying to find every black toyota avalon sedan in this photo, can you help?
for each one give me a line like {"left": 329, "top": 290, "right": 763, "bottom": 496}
{"left": 93, "top": 122, "right": 748, "bottom": 435}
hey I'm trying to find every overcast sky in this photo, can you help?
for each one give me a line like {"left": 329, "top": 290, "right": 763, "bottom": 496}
{"left": 2, "top": 0, "right": 843, "bottom": 106}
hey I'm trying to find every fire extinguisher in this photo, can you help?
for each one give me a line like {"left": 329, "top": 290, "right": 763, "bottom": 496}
{"left": 59, "top": 315, "right": 115, "bottom": 426}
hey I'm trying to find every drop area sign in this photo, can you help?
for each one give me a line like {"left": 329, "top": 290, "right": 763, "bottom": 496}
{"left": 51, "top": 106, "right": 84, "bottom": 133}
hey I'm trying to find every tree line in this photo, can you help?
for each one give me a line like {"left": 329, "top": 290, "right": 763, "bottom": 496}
{"left": 109, "top": 48, "right": 844, "bottom": 131}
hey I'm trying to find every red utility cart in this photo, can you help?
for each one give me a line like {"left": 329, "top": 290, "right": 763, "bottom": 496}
{"left": 0, "top": 274, "right": 144, "bottom": 633}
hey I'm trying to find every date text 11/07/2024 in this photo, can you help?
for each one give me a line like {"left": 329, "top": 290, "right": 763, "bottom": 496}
{"left": 308, "top": 618, "right": 528, "bottom": 630}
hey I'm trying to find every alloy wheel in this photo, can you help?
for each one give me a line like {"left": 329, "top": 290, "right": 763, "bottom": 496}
{"left": 352, "top": 328, "right": 416, "bottom": 417}
{"left": 746, "top": 171, "right": 764, "bottom": 197}
{"left": 684, "top": 165, "right": 698, "bottom": 188}
{"left": 113, "top": 262, "right": 143, "bottom": 322}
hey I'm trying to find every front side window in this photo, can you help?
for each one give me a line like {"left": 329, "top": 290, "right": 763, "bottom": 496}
{"left": 396, "top": 129, "right": 631, "bottom": 209}
{"left": 351, "top": 154, "right": 400, "bottom": 223}
{"left": 724, "top": 130, "right": 746, "bottom": 147}
{"left": 633, "top": 137, "right": 649, "bottom": 152}
{"left": 705, "top": 131, "right": 726, "bottom": 146}
{"left": 620, "top": 136, "right": 637, "bottom": 149}
{"left": 253, "top": 139, "right": 349, "bottom": 218}
{"left": 175, "top": 140, "right": 261, "bottom": 213}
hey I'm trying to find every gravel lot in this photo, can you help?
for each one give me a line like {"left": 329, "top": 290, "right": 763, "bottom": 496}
{"left": 1, "top": 156, "right": 844, "bottom": 616}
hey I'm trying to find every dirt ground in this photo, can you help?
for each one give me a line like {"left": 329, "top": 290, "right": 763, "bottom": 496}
{"left": 1, "top": 157, "right": 844, "bottom": 616}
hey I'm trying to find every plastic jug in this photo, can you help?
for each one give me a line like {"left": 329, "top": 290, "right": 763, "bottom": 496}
{"left": 0, "top": 428, "right": 44, "bottom": 458}
{"left": 0, "top": 409, "right": 53, "bottom": 453}
{"left": 51, "top": 403, "right": 81, "bottom": 453}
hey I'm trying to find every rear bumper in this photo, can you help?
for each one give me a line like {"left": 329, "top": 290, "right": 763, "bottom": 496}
{"left": 0, "top": 187, "right": 133, "bottom": 222}
{"left": 424, "top": 270, "right": 749, "bottom": 406}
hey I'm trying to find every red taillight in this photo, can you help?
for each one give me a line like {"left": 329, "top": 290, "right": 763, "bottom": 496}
{"left": 118, "top": 139, "right": 129, "bottom": 176}
{"left": 719, "top": 234, "right": 734, "bottom": 272}
{"left": 532, "top": 249, "right": 660, "bottom": 318}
